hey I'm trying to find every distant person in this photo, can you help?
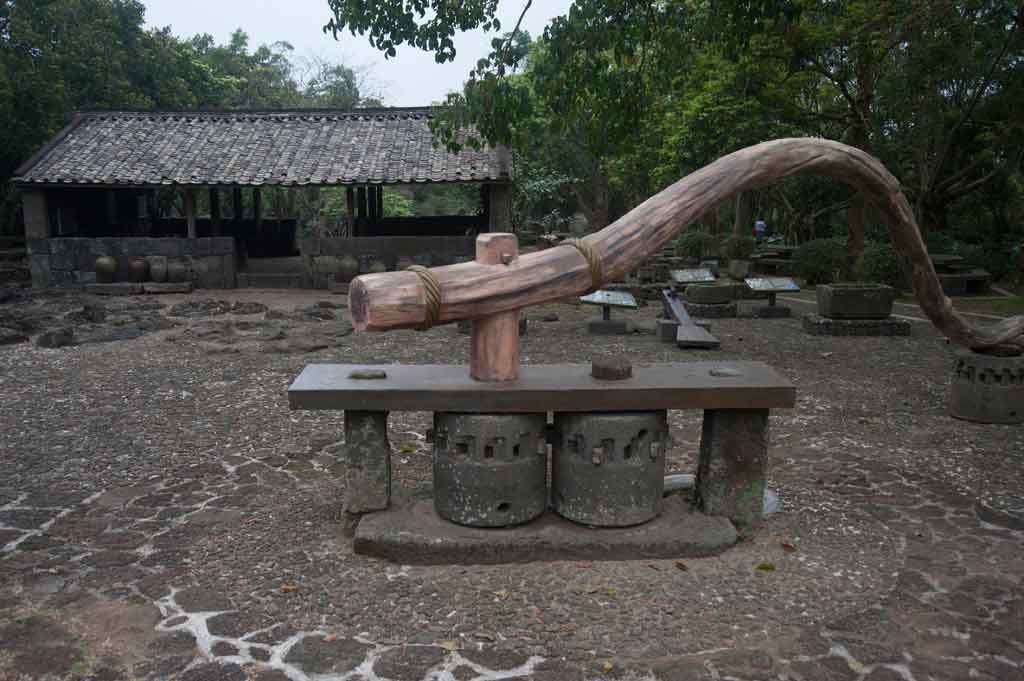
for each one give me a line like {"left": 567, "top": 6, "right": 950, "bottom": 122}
{"left": 753, "top": 217, "right": 767, "bottom": 239}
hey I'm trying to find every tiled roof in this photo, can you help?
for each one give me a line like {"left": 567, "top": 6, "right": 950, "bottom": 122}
{"left": 14, "top": 108, "right": 512, "bottom": 187}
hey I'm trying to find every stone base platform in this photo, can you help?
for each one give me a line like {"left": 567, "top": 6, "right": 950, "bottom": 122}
{"left": 143, "top": 282, "right": 193, "bottom": 294}
{"left": 683, "top": 302, "right": 737, "bottom": 319}
{"left": 755, "top": 305, "right": 791, "bottom": 318}
{"left": 803, "top": 313, "right": 910, "bottom": 336}
{"left": 354, "top": 488, "right": 737, "bottom": 565}
{"left": 85, "top": 282, "right": 144, "bottom": 296}
{"left": 587, "top": 318, "right": 633, "bottom": 335}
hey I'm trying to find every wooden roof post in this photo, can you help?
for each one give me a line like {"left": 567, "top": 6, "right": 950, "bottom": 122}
{"left": 345, "top": 187, "right": 355, "bottom": 237}
{"left": 184, "top": 188, "right": 196, "bottom": 239}
{"left": 210, "top": 187, "right": 221, "bottom": 236}
{"left": 486, "top": 183, "right": 512, "bottom": 233}
{"left": 470, "top": 232, "right": 520, "bottom": 382}
{"left": 253, "top": 188, "right": 262, "bottom": 228}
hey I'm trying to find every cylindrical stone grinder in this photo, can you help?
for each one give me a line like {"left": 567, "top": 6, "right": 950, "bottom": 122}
{"left": 551, "top": 411, "right": 669, "bottom": 527}
{"left": 433, "top": 412, "right": 548, "bottom": 527}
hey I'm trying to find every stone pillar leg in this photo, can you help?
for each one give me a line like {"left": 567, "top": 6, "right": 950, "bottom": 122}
{"left": 343, "top": 410, "right": 391, "bottom": 513}
{"left": 696, "top": 409, "right": 768, "bottom": 529}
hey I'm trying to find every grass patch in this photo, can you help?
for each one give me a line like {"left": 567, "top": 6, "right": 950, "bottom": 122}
{"left": 987, "top": 296, "right": 1024, "bottom": 314}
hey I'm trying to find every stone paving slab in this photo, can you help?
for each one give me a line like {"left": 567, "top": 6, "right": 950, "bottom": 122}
{"left": 354, "top": 489, "right": 737, "bottom": 564}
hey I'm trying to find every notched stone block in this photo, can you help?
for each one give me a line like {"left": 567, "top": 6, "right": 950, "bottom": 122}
{"left": 697, "top": 409, "right": 769, "bottom": 529}
{"left": 342, "top": 411, "right": 391, "bottom": 513}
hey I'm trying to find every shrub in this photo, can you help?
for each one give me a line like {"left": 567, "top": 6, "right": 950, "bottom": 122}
{"left": 721, "top": 235, "right": 757, "bottom": 260}
{"left": 859, "top": 240, "right": 903, "bottom": 288}
{"left": 793, "top": 238, "right": 847, "bottom": 285}
{"left": 953, "top": 241, "right": 1013, "bottom": 281}
{"left": 675, "top": 230, "right": 720, "bottom": 259}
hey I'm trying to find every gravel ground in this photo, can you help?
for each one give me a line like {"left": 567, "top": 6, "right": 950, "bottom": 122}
{"left": 0, "top": 287, "right": 1021, "bottom": 681}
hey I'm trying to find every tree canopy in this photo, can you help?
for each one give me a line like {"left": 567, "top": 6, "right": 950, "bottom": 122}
{"left": 0, "top": 0, "right": 379, "bottom": 233}
{"left": 324, "top": 0, "right": 1024, "bottom": 276}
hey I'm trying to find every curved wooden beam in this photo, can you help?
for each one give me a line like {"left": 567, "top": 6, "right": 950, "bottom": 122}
{"left": 350, "top": 138, "right": 1024, "bottom": 352}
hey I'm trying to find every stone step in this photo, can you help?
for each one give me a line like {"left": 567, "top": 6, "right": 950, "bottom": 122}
{"left": 243, "top": 256, "right": 305, "bottom": 274}
{"left": 0, "top": 264, "right": 30, "bottom": 283}
{"left": 237, "top": 272, "right": 305, "bottom": 289}
{"left": 0, "top": 248, "right": 26, "bottom": 263}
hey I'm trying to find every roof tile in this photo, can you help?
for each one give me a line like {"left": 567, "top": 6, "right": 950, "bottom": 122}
{"left": 15, "top": 108, "right": 512, "bottom": 186}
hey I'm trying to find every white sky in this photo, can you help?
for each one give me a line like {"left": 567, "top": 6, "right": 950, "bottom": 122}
{"left": 142, "top": 0, "right": 574, "bottom": 107}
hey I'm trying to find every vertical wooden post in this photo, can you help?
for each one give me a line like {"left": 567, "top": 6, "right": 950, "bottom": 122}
{"left": 106, "top": 191, "right": 118, "bottom": 233}
{"left": 376, "top": 185, "right": 384, "bottom": 221}
{"left": 357, "top": 187, "right": 367, "bottom": 218}
{"left": 210, "top": 187, "right": 221, "bottom": 236}
{"left": 470, "top": 232, "right": 520, "bottom": 382}
{"left": 233, "top": 187, "right": 243, "bottom": 222}
{"left": 356, "top": 186, "right": 368, "bottom": 237}
{"left": 184, "top": 189, "right": 197, "bottom": 239}
{"left": 487, "top": 183, "right": 512, "bottom": 233}
{"left": 480, "top": 184, "right": 491, "bottom": 231}
{"left": 253, "top": 188, "right": 262, "bottom": 228}
{"left": 346, "top": 187, "right": 356, "bottom": 237}
{"left": 367, "top": 186, "right": 378, "bottom": 223}
{"left": 146, "top": 189, "right": 158, "bottom": 234}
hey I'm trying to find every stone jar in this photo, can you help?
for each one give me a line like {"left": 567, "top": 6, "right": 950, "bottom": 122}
{"left": 337, "top": 254, "right": 359, "bottom": 282}
{"left": 148, "top": 257, "right": 168, "bottom": 283}
{"left": 166, "top": 260, "right": 189, "bottom": 283}
{"left": 95, "top": 256, "right": 117, "bottom": 283}
{"left": 127, "top": 257, "right": 149, "bottom": 283}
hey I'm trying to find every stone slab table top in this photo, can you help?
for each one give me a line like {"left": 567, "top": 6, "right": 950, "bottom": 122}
{"left": 288, "top": 361, "right": 796, "bottom": 412}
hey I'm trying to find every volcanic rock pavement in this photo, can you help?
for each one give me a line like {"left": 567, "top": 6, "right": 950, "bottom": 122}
{"left": 0, "top": 289, "right": 1021, "bottom": 680}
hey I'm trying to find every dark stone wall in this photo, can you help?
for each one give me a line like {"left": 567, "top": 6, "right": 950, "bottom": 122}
{"left": 299, "top": 235, "right": 474, "bottom": 288}
{"left": 26, "top": 237, "right": 236, "bottom": 289}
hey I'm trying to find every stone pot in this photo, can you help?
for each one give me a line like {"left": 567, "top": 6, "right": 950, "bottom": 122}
{"left": 728, "top": 259, "right": 751, "bottom": 281}
{"left": 337, "top": 254, "right": 359, "bottom": 282}
{"left": 148, "top": 256, "right": 168, "bottom": 283}
{"left": 166, "top": 260, "right": 189, "bottom": 283}
{"left": 95, "top": 256, "right": 117, "bottom": 283}
{"left": 127, "top": 257, "right": 149, "bottom": 283}
{"left": 816, "top": 283, "right": 895, "bottom": 319}
{"left": 950, "top": 349, "right": 1024, "bottom": 424}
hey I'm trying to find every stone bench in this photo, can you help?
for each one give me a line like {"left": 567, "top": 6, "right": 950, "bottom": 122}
{"left": 288, "top": 362, "right": 795, "bottom": 528}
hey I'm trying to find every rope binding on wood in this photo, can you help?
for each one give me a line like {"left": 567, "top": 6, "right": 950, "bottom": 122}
{"left": 406, "top": 265, "right": 442, "bottom": 331}
{"left": 563, "top": 238, "right": 605, "bottom": 293}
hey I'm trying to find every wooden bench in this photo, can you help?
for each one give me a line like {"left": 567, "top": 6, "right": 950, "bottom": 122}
{"left": 289, "top": 361, "right": 795, "bottom": 527}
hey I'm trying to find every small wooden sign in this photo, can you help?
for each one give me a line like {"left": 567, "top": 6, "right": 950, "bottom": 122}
{"left": 671, "top": 268, "right": 716, "bottom": 284}
{"left": 580, "top": 290, "right": 639, "bottom": 309}
{"left": 744, "top": 277, "right": 800, "bottom": 293}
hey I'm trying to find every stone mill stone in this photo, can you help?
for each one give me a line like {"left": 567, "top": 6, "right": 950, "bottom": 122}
{"left": 432, "top": 412, "right": 548, "bottom": 527}
{"left": 551, "top": 411, "right": 668, "bottom": 527}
